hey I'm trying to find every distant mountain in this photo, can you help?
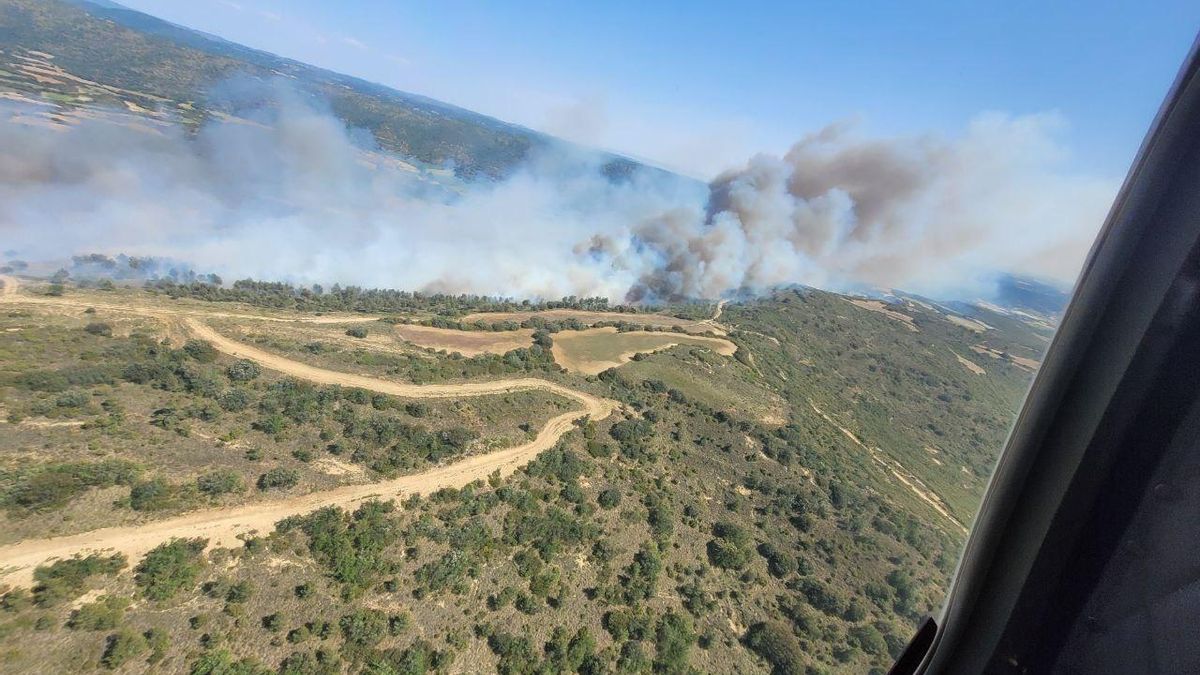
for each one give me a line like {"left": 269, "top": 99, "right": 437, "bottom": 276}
{"left": 0, "top": 0, "right": 665, "bottom": 181}
{"left": 982, "top": 273, "right": 1071, "bottom": 318}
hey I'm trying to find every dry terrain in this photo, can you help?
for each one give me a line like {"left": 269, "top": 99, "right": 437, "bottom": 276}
{"left": 551, "top": 327, "right": 737, "bottom": 375}
{"left": 0, "top": 276, "right": 618, "bottom": 587}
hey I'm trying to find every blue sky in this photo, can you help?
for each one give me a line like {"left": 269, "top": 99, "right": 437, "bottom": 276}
{"left": 121, "top": 0, "right": 1199, "bottom": 180}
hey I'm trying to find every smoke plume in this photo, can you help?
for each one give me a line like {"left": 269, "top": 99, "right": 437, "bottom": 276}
{"left": 0, "top": 86, "right": 1117, "bottom": 302}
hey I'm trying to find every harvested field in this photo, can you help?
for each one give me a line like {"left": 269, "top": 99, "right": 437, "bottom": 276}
{"left": 393, "top": 323, "right": 534, "bottom": 355}
{"left": 551, "top": 326, "right": 736, "bottom": 375}
{"left": 846, "top": 299, "right": 919, "bottom": 331}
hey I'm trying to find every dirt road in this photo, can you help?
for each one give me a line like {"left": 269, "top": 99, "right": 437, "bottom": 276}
{"left": 0, "top": 277, "right": 618, "bottom": 587}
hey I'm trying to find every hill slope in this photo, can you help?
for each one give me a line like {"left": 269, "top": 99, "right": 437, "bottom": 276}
{"left": 0, "top": 0, "right": 657, "bottom": 180}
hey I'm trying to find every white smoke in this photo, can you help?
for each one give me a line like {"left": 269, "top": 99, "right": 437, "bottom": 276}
{"left": 612, "top": 113, "right": 1119, "bottom": 301}
{"left": 0, "top": 87, "right": 1117, "bottom": 302}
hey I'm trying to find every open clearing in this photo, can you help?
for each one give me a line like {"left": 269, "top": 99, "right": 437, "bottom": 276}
{"left": 392, "top": 323, "right": 534, "bottom": 355}
{"left": 551, "top": 326, "right": 737, "bottom": 375}
{"left": 0, "top": 277, "right": 619, "bottom": 587}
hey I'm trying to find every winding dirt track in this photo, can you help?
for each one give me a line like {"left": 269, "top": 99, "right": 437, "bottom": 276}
{"left": 0, "top": 276, "right": 616, "bottom": 587}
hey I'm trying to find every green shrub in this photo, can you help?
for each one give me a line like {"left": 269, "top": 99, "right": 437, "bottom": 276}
{"left": 744, "top": 621, "right": 805, "bottom": 675}
{"left": 32, "top": 553, "right": 126, "bottom": 606}
{"left": 345, "top": 326, "right": 368, "bottom": 338}
{"left": 84, "top": 322, "right": 113, "bottom": 336}
{"left": 218, "top": 388, "right": 252, "bottom": 412}
{"left": 226, "top": 359, "right": 262, "bottom": 382}
{"left": 129, "top": 478, "right": 175, "bottom": 511}
{"left": 197, "top": 470, "right": 245, "bottom": 497}
{"left": 707, "top": 521, "right": 753, "bottom": 570}
{"left": 101, "top": 629, "right": 147, "bottom": 669}
{"left": 55, "top": 390, "right": 90, "bottom": 408}
{"left": 6, "top": 460, "right": 140, "bottom": 511}
{"left": 183, "top": 339, "right": 219, "bottom": 363}
{"left": 257, "top": 467, "right": 299, "bottom": 490}
{"left": 707, "top": 538, "right": 751, "bottom": 570}
{"left": 597, "top": 488, "right": 621, "bottom": 509}
{"left": 339, "top": 608, "right": 387, "bottom": 653}
{"left": 621, "top": 545, "right": 662, "bottom": 604}
{"left": 68, "top": 595, "right": 129, "bottom": 631}
{"left": 225, "top": 581, "right": 253, "bottom": 603}
{"left": 187, "top": 649, "right": 271, "bottom": 675}
{"left": 135, "top": 538, "right": 207, "bottom": 600}
{"left": 261, "top": 612, "right": 284, "bottom": 632}
{"left": 654, "top": 611, "right": 695, "bottom": 674}
{"left": 275, "top": 502, "right": 397, "bottom": 591}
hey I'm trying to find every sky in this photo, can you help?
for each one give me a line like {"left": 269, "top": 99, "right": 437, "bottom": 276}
{"left": 115, "top": 0, "right": 1200, "bottom": 181}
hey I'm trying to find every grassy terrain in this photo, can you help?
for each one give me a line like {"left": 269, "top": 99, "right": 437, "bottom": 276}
{"left": 0, "top": 277, "right": 1048, "bottom": 673}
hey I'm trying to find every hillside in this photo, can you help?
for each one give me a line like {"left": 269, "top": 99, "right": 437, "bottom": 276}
{"left": 0, "top": 273, "right": 1050, "bottom": 673}
{"left": 0, "top": 0, "right": 658, "bottom": 180}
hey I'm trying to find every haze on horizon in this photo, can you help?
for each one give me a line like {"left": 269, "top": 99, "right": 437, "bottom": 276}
{"left": 4, "top": 1, "right": 1200, "bottom": 302}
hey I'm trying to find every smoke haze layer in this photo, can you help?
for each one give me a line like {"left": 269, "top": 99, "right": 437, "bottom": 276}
{"left": 0, "top": 88, "right": 1117, "bottom": 302}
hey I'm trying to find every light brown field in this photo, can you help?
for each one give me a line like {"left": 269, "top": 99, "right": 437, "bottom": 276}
{"left": 971, "top": 344, "right": 1041, "bottom": 372}
{"left": 551, "top": 326, "right": 737, "bottom": 375}
{"left": 846, "top": 299, "right": 919, "bottom": 332}
{"left": 952, "top": 351, "right": 987, "bottom": 375}
{"left": 392, "top": 323, "right": 534, "bottom": 355}
{"left": 947, "top": 315, "right": 992, "bottom": 332}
